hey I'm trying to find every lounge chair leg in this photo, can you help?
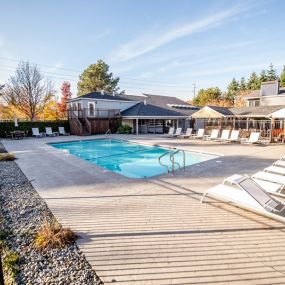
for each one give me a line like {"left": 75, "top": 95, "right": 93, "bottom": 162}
{"left": 201, "top": 192, "right": 208, "bottom": 203}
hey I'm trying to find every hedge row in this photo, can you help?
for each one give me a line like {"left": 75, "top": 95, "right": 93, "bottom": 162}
{"left": 0, "top": 120, "right": 69, "bottom": 138}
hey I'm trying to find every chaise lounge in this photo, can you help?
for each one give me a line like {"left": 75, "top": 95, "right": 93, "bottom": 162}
{"left": 201, "top": 175, "right": 285, "bottom": 222}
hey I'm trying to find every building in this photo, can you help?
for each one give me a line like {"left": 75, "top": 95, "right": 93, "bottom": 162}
{"left": 244, "top": 80, "right": 285, "bottom": 107}
{"left": 191, "top": 105, "right": 285, "bottom": 141}
{"left": 67, "top": 92, "right": 199, "bottom": 135}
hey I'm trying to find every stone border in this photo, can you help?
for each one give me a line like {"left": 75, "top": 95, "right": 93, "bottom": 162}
{"left": 0, "top": 142, "right": 103, "bottom": 285}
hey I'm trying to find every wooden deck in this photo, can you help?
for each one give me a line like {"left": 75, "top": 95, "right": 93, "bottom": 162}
{"left": 3, "top": 135, "right": 285, "bottom": 284}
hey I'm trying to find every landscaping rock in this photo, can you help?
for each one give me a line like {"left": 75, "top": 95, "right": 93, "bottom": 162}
{"left": 0, "top": 156, "right": 103, "bottom": 285}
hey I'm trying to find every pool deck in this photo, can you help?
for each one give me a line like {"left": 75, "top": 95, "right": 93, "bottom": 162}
{"left": 2, "top": 135, "right": 285, "bottom": 284}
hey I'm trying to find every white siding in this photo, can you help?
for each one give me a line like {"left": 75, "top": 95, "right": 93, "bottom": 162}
{"left": 260, "top": 95, "right": 285, "bottom": 106}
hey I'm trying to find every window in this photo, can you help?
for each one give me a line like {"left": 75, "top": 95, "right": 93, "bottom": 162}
{"left": 88, "top": 102, "right": 95, "bottom": 116}
{"left": 248, "top": 99, "right": 260, "bottom": 107}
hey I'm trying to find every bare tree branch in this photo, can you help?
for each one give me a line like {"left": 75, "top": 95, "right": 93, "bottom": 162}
{"left": 2, "top": 61, "right": 54, "bottom": 121}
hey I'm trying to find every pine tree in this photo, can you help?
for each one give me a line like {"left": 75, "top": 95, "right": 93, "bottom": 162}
{"left": 280, "top": 66, "right": 285, "bottom": 87}
{"left": 239, "top": 77, "right": 247, "bottom": 91}
{"left": 226, "top": 78, "right": 239, "bottom": 103}
{"left": 247, "top": 72, "right": 260, "bottom": 90}
{"left": 267, "top": 63, "right": 278, "bottom": 81}
{"left": 259, "top": 69, "right": 268, "bottom": 83}
{"left": 77, "top": 60, "right": 120, "bottom": 95}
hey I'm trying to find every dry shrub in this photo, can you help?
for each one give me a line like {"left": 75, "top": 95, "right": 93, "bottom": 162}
{"left": 0, "top": 153, "right": 15, "bottom": 161}
{"left": 34, "top": 220, "right": 78, "bottom": 250}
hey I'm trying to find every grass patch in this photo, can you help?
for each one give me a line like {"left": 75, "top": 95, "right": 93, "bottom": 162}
{"left": 0, "top": 153, "right": 16, "bottom": 161}
{"left": 3, "top": 250, "right": 19, "bottom": 281}
{"left": 34, "top": 220, "right": 78, "bottom": 250}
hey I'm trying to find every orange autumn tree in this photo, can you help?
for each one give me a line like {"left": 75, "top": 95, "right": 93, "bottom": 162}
{"left": 41, "top": 97, "right": 61, "bottom": 120}
{"left": 58, "top": 81, "right": 72, "bottom": 119}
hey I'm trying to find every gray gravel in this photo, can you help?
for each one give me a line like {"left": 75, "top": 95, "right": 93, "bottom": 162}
{"left": 0, "top": 156, "right": 103, "bottom": 285}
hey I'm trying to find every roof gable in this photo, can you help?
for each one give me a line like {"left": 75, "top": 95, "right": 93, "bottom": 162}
{"left": 121, "top": 102, "right": 187, "bottom": 117}
{"left": 191, "top": 106, "right": 233, "bottom": 119}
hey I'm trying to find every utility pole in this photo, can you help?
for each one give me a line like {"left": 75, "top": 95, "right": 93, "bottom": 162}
{"left": 192, "top": 83, "right": 196, "bottom": 98}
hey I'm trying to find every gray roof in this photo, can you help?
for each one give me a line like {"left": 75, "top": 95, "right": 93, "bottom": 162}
{"left": 120, "top": 93, "right": 198, "bottom": 116}
{"left": 207, "top": 106, "right": 234, "bottom": 116}
{"left": 73, "top": 92, "right": 132, "bottom": 101}
{"left": 245, "top": 87, "right": 285, "bottom": 99}
{"left": 121, "top": 102, "right": 187, "bottom": 117}
{"left": 229, "top": 105, "right": 285, "bottom": 116}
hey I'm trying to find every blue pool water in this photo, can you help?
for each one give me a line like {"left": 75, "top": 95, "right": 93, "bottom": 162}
{"left": 49, "top": 139, "right": 218, "bottom": 178}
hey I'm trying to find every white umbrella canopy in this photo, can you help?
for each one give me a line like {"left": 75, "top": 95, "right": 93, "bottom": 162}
{"left": 14, "top": 114, "right": 18, "bottom": 127}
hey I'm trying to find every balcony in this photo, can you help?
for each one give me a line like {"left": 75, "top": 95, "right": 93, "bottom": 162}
{"left": 68, "top": 108, "right": 121, "bottom": 119}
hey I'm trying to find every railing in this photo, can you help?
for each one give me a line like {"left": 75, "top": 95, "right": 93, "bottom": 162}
{"left": 83, "top": 116, "right": 91, "bottom": 135}
{"left": 105, "top": 129, "right": 111, "bottom": 138}
{"left": 71, "top": 108, "right": 121, "bottom": 119}
{"left": 158, "top": 151, "right": 172, "bottom": 173}
{"left": 69, "top": 110, "right": 83, "bottom": 136}
{"left": 158, "top": 149, "right": 186, "bottom": 175}
{"left": 170, "top": 149, "right": 186, "bottom": 174}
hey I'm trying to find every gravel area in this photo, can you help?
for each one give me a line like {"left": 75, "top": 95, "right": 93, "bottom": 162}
{"left": 0, "top": 144, "right": 103, "bottom": 285}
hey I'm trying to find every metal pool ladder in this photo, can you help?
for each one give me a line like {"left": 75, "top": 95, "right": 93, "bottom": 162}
{"left": 158, "top": 149, "right": 186, "bottom": 175}
{"left": 105, "top": 129, "right": 111, "bottom": 138}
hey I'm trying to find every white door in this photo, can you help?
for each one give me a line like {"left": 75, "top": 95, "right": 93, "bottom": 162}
{"left": 88, "top": 102, "right": 95, "bottom": 117}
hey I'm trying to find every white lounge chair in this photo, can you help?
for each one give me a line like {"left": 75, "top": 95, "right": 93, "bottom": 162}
{"left": 240, "top": 132, "right": 260, "bottom": 144}
{"left": 224, "top": 174, "right": 284, "bottom": 198}
{"left": 264, "top": 165, "right": 285, "bottom": 176}
{"left": 273, "top": 160, "right": 285, "bottom": 168}
{"left": 178, "top": 128, "right": 193, "bottom": 138}
{"left": 45, "top": 127, "right": 58, "bottom": 137}
{"left": 173, "top": 128, "right": 182, "bottom": 137}
{"left": 206, "top": 129, "right": 219, "bottom": 140}
{"left": 32, "top": 128, "right": 44, "bottom": 138}
{"left": 190, "top": 128, "right": 205, "bottom": 139}
{"left": 58, "top": 127, "right": 70, "bottom": 136}
{"left": 226, "top": 130, "right": 240, "bottom": 142}
{"left": 201, "top": 177, "right": 285, "bottom": 223}
{"left": 215, "top": 129, "right": 230, "bottom": 142}
{"left": 165, "top": 127, "right": 175, "bottom": 137}
{"left": 252, "top": 171, "right": 285, "bottom": 186}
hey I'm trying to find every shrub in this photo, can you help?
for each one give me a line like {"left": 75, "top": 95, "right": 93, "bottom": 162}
{"left": 0, "top": 120, "right": 69, "bottom": 138}
{"left": 3, "top": 250, "right": 19, "bottom": 280}
{"left": 0, "top": 230, "right": 10, "bottom": 241}
{"left": 0, "top": 153, "right": 15, "bottom": 161}
{"left": 117, "top": 124, "right": 132, "bottom": 134}
{"left": 34, "top": 220, "right": 78, "bottom": 250}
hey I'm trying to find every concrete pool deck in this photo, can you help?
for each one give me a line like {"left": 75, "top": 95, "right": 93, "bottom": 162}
{"left": 2, "top": 135, "right": 285, "bottom": 284}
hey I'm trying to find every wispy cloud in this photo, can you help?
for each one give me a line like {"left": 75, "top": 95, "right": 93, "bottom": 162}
{"left": 109, "top": 4, "right": 249, "bottom": 63}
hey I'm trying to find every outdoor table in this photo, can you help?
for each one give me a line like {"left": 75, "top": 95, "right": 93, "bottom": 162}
{"left": 10, "top": 131, "right": 25, "bottom": 140}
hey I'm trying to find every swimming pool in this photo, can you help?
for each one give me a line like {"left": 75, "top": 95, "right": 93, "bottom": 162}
{"left": 50, "top": 139, "right": 218, "bottom": 178}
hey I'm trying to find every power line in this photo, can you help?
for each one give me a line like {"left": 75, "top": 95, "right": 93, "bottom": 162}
{"left": 0, "top": 56, "right": 193, "bottom": 89}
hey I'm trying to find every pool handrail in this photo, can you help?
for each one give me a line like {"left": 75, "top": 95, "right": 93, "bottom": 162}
{"left": 158, "top": 150, "right": 172, "bottom": 173}
{"left": 170, "top": 149, "right": 186, "bottom": 174}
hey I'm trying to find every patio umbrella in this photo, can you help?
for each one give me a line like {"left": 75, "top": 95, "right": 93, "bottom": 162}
{"left": 14, "top": 114, "right": 18, "bottom": 127}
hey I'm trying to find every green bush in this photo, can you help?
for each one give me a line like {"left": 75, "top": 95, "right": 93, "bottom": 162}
{"left": 0, "top": 153, "right": 15, "bottom": 161}
{"left": 117, "top": 124, "right": 132, "bottom": 134}
{"left": 0, "top": 120, "right": 69, "bottom": 138}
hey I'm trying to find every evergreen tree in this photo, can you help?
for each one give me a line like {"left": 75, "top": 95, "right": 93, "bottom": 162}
{"left": 247, "top": 72, "right": 260, "bottom": 90}
{"left": 280, "top": 66, "right": 285, "bottom": 87}
{"left": 239, "top": 77, "right": 247, "bottom": 91}
{"left": 226, "top": 78, "right": 239, "bottom": 103}
{"left": 267, "top": 63, "right": 278, "bottom": 81}
{"left": 77, "top": 60, "right": 120, "bottom": 96}
{"left": 259, "top": 69, "right": 268, "bottom": 83}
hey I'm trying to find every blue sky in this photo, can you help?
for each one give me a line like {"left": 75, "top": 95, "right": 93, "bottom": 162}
{"left": 0, "top": 0, "right": 284, "bottom": 101}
